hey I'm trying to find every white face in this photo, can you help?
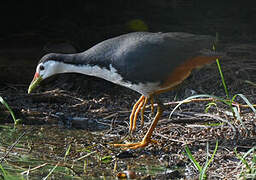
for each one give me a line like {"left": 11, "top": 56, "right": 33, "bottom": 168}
{"left": 36, "top": 61, "right": 58, "bottom": 79}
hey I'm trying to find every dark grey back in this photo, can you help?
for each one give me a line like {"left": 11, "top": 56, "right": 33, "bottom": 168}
{"left": 81, "top": 32, "right": 217, "bottom": 84}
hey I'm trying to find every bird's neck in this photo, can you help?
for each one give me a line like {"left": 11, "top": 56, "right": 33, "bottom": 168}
{"left": 50, "top": 53, "right": 88, "bottom": 66}
{"left": 50, "top": 53, "right": 121, "bottom": 83}
{"left": 51, "top": 53, "right": 92, "bottom": 74}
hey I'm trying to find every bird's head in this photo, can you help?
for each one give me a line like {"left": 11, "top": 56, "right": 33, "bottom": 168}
{"left": 28, "top": 54, "right": 59, "bottom": 94}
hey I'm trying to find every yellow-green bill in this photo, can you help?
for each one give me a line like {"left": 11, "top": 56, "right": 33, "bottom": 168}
{"left": 28, "top": 75, "right": 43, "bottom": 94}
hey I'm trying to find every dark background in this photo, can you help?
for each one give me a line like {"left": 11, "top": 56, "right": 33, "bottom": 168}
{"left": 0, "top": 0, "right": 255, "bottom": 84}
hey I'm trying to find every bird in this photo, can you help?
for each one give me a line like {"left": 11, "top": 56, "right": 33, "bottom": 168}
{"left": 28, "top": 32, "right": 223, "bottom": 149}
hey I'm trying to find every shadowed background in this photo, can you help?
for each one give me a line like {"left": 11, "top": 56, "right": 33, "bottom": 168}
{"left": 0, "top": 0, "right": 255, "bottom": 84}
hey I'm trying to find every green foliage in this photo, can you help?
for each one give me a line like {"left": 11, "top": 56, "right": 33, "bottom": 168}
{"left": 101, "top": 156, "right": 113, "bottom": 164}
{"left": 42, "top": 163, "right": 59, "bottom": 180}
{"left": 200, "top": 141, "right": 219, "bottom": 180}
{"left": 169, "top": 33, "right": 256, "bottom": 120}
{"left": 0, "top": 163, "right": 7, "bottom": 178}
{"left": 0, "top": 163, "right": 25, "bottom": 180}
{"left": 64, "top": 144, "right": 71, "bottom": 162}
{"left": 231, "top": 94, "right": 256, "bottom": 114}
{"left": 215, "top": 59, "right": 229, "bottom": 99}
{"left": 126, "top": 19, "right": 148, "bottom": 32}
{"left": 175, "top": 33, "right": 256, "bottom": 179}
{"left": 169, "top": 94, "right": 224, "bottom": 118}
{"left": 0, "top": 96, "right": 21, "bottom": 128}
{"left": 205, "top": 102, "right": 217, "bottom": 113}
{"left": 185, "top": 140, "right": 219, "bottom": 180}
{"left": 235, "top": 146, "right": 256, "bottom": 179}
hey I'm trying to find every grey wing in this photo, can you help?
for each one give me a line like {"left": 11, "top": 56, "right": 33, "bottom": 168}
{"left": 112, "top": 32, "right": 215, "bottom": 84}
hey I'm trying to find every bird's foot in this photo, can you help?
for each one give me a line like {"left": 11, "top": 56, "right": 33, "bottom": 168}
{"left": 113, "top": 139, "right": 159, "bottom": 149}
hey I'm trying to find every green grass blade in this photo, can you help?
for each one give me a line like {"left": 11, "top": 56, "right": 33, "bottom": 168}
{"left": 200, "top": 140, "right": 219, "bottom": 180}
{"left": 232, "top": 105, "right": 248, "bottom": 133}
{"left": 234, "top": 94, "right": 256, "bottom": 114}
{"left": 101, "top": 156, "right": 113, "bottom": 164}
{"left": 215, "top": 59, "right": 229, "bottom": 99}
{"left": 64, "top": 144, "right": 71, "bottom": 161}
{"left": 0, "top": 163, "right": 8, "bottom": 177}
{"left": 235, "top": 148, "right": 251, "bottom": 171}
{"left": 42, "top": 163, "right": 59, "bottom": 180}
{"left": 241, "top": 146, "right": 255, "bottom": 162}
{"left": 199, "top": 142, "right": 209, "bottom": 180}
{"left": 0, "top": 96, "right": 17, "bottom": 123}
{"left": 205, "top": 102, "right": 217, "bottom": 113}
{"left": 169, "top": 94, "right": 227, "bottom": 118}
{"left": 242, "top": 146, "right": 255, "bottom": 176}
{"left": 185, "top": 146, "right": 202, "bottom": 172}
{"left": 213, "top": 32, "right": 229, "bottom": 99}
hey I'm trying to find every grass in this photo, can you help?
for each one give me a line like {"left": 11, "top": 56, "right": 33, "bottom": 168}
{"left": 0, "top": 124, "right": 117, "bottom": 179}
{"left": 0, "top": 96, "right": 21, "bottom": 128}
{"left": 235, "top": 146, "right": 256, "bottom": 179}
{"left": 0, "top": 163, "right": 25, "bottom": 180}
{"left": 0, "top": 96, "right": 25, "bottom": 179}
{"left": 42, "top": 162, "right": 60, "bottom": 180}
{"left": 185, "top": 140, "right": 219, "bottom": 180}
{"left": 177, "top": 34, "right": 256, "bottom": 179}
{"left": 64, "top": 144, "right": 72, "bottom": 162}
{"left": 170, "top": 32, "right": 256, "bottom": 123}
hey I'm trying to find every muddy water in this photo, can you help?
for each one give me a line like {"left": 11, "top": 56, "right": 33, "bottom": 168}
{"left": 0, "top": 123, "right": 184, "bottom": 179}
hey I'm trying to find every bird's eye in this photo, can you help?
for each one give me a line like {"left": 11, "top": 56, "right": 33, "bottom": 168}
{"left": 39, "top": 65, "right": 45, "bottom": 71}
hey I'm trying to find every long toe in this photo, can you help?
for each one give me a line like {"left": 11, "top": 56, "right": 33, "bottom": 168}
{"left": 129, "top": 95, "right": 145, "bottom": 132}
{"left": 113, "top": 139, "right": 159, "bottom": 150}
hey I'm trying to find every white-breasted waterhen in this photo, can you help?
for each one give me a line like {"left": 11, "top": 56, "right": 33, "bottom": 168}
{"left": 28, "top": 32, "right": 222, "bottom": 149}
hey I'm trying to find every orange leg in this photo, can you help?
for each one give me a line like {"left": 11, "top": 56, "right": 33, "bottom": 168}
{"left": 113, "top": 99, "right": 163, "bottom": 149}
{"left": 131, "top": 98, "right": 145, "bottom": 132}
{"left": 130, "top": 96, "right": 151, "bottom": 131}
{"left": 150, "top": 98, "right": 154, "bottom": 113}
{"left": 140, "top": 97, "right": 149, "bottom": 128}
{"left": 129, "top": 96, "right": 145, "bottom": 132}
